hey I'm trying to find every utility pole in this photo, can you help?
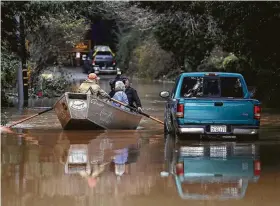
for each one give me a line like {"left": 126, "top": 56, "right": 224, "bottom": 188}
{"left": 16, "top": 15, "right": 28, "bottom": 108}
{"left": 19, "top": 16, "right": 29, "bottom": 107}
{"left": 15, "top": 15, "right": 24, "bottom": 109}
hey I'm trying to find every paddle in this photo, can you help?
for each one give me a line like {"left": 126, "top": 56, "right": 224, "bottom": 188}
{"left": 7, "top": 107, "right": 53, "bottom": 128}
{"left": 110, "top": 98, "right": 164, "bottom": 125}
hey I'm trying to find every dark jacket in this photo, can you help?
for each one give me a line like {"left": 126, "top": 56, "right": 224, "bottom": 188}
{"left": 115, "top": 75, "right": 122, "bottom": 82}
{"left": 109, "top": 90, "right": 115, "bottom": 98}
{"left": 108, "top": 76, "right": 128, "bottom": 98}
{"left": 125, "top": 86, "right": 142, "bottom": 108}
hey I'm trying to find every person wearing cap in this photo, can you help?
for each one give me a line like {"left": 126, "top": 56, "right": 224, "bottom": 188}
{"left": 78, "top": 73, "right": 110, "bottom": 99}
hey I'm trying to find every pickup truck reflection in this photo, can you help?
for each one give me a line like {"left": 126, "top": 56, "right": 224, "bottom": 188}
{"left": 165, "top": 141, "right": 261, "bottom": 200}
{"left": 64, "top": 144, "right": 91, "bottom": 174}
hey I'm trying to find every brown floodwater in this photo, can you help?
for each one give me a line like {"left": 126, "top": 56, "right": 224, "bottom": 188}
{"left": 1, "top": 74, "right": 280, "bottom": 206}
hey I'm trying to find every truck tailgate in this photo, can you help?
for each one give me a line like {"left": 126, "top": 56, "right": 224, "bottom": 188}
{"left": 183, "top": 99, "right": 255, "bottom": 125}
{"left": 183, "top": 159, "right": 254, "bottom": 177}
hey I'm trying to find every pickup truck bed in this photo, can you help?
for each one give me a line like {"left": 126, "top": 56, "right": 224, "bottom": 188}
{"left": 160, "top": 72, "right": 261, "bottom": 140}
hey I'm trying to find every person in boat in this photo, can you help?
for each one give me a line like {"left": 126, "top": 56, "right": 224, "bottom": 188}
{"left": 123, "top": 78, "right": 143, "bottom": 112}
{"left": 78, "top": 73, "right": 110, "bottom": 100}
{"left": 109, "top": 79, "right": 115, "bottom": 98}
{"left": 112, "top": 81, "right": 130, "bottom": 111}
{"left": 108, "top": 70, "right": 123, "bottom": 98}
{"left": 115, "top": 69, "right": 122, "bottom": 81}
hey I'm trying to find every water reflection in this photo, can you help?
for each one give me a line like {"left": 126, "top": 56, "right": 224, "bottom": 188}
{"left": 163, "top": 135, "right": 261, "bottom": 200}
{"left": 2, "top": 129, "right": 157, "bottom": 205}
{"left": 110, "top": 144, "right": 140, "bottom": 179}
{"left": 58, "top": 131, "right": 142, "bottom": 185}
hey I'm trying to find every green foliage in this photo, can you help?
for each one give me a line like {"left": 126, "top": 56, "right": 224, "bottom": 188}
{"left": 136, "top": 4, "right": 217, "bottom": 72}
{"left": 1, "top": 1, "right": 70, "bottom": 53}
{"left": 137, "top": 2, "right": 221, "bottom": 70}
{"left": 1, "top": 42, "right": 20, "bottom": 89}
{"left": 1, "top": 1, "right": 89, "bottom": 88}
{"left": 136, "top": 1, "right": 280, "bottom": 108}
{"left": 205, "top": 1, "right": 280, "bottom": 107}
{"left": 31, "top": 68, "right": 73, "bottom": 98}
{"left": 222, "top": 53, "right": 239, "bottom": 71}
{"left": 130, "top": 36, "right": 175, "bottom": 79}
{"left": 40, "top": 77, "right": 72, "bottom": 98}
{"left": 1, "top": 42, "right": 20, "bottom": 107}
{"left": 28, "top": 12, "right": 88, "bottom": 65}
{"left": 1, "top": 111, "right": 9, "bottom": 126}
{"left": 115, "top": 29, "right": 142, "bottom": 71}
{"left": 2, "top": 1, "right": 280, "bottom": 108}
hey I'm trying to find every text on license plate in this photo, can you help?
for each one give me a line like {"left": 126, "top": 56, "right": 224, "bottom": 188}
{"left": 210, "top": 125, "right": 227, "bottom": 133}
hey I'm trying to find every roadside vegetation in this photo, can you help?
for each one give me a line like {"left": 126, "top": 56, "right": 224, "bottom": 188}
{"left": 1, "top": 1, "right": 280, "bottom": 108}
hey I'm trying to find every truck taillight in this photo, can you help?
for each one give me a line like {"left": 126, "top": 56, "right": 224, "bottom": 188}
{"left": 113, "top": 60, "right": 116, "bottom": 65}
{"left": 92, "top": 60, "right": 95, "bottom": 65}
{"left": 254, "top": 160, "right": 261, "bottom": 176}
{"left": 176, "top": 162, "right": 184, "bottom": 176}
{"left": 254, "top": 105, "right": 261, "bottom": 120}
{"left": 176, "top": 104, "right": 184, "bottom": 118}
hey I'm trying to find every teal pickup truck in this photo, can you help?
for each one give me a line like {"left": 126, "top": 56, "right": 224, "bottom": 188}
{"left": 160, "top": 72, "right": 261, "bottom": 140}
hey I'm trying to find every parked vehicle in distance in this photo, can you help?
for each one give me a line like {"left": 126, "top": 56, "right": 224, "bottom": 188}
{"left": 91, "top": 45, "right": 118, "bottom": 74}
{"left": 93, "top": 45, "right": 113, "bottom": 54}
{"left": 160, "top": 72, "right": 261, "bottom": 140}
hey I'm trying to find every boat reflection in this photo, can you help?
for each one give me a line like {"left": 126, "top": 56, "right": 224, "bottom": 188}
{"left": 163, "top": 136, "right": 261, "bottom": 200}
{"left": 61, "top": 131, "right": 141, "bottom": 177}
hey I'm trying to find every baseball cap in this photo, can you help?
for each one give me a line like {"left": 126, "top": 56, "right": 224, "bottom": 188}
{"left": 88, "top": 73, "right": 100, "bottom": 80}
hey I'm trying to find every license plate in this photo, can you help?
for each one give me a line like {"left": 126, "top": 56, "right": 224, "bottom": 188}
{"left": 210, "top": 125, "right": 227, "bottom": 133}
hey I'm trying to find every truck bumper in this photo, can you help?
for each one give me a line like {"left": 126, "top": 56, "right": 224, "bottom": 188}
{"left": 93, "top": 66, "right": 119, "bottom": 75}
{"left": 178, "top": 125, "right": 259, "bottom": 135}
{"left": 94, "top": 70, "right": 117, "bottom": 74}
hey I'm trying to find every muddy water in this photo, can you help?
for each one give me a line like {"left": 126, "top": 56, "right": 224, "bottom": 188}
{"left": 2, "top": 76, "right": 280, "bottom": 206}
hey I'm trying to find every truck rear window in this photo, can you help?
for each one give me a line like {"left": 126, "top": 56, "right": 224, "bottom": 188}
{"left": 95, "top": 51, "right": 112, "bottom": 56}
{"left": 180, "top": 77, "right": 244, "bottom": 98}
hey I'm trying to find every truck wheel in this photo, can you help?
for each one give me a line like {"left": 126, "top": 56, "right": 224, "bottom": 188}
{"left": 164, "top": 118, "right": 175, "bottom": 139}
{"left": 176, "top": 133, "right": 200, "bottom": 141}
{"left": 238, "top": 134, "right": 259, "bottom": 141}
{"left": 164, "top": 120, "right": 169, "bottom": 136}
{"left": 249, "top": 134, "right": 259, "bottom": 141}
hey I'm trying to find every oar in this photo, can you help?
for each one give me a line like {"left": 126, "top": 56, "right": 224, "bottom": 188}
{"left": 7, "top": 107, "right": 53, "bottom": 128}
{"left": 110, "top": 98, "right": 164, "bottom": 125}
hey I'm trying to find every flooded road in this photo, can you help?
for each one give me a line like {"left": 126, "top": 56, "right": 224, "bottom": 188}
{"left": 2, "top": 130, "right": 280, "bottom": 206}
{"left": 2, "top": 68, "right": 280, "bottom": 206}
